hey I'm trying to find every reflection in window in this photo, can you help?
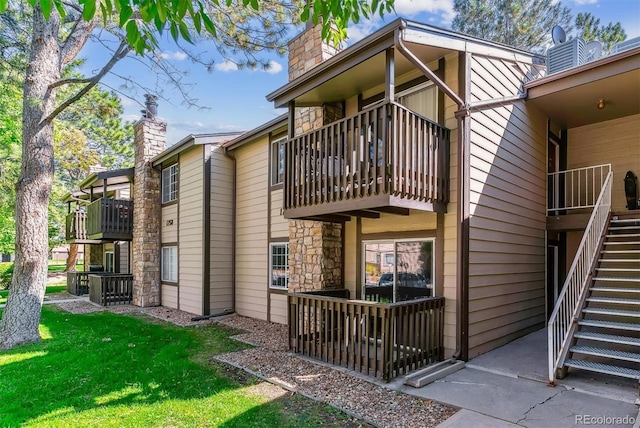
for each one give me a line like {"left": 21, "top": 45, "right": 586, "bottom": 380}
{"left": 363, "top": 239, "right": 434, "bottom": 303}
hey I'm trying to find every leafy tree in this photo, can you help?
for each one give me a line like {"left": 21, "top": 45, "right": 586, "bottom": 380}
{"left": 575, "top": 12, "right": 626, "bottom": 52}
{"left": 0, "top": 0, "right": 395, "bottom": 349}
{"left": 452, "top": 0, "right": 573, "bottom": 52}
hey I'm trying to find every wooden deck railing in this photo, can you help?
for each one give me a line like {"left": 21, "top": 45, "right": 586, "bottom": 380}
{"left": 87, "top": 198, "right": 133, "bottom": 239}
{"left": 288, "top": 290, "right": 445, "bottom": 381}
{"left": 67, "top": 271, "right": 91, "bottom": 295}
{"left": 284, "top": 101, "right": 450, "bottom": 215}
{"left": 65, "top": 210, "right": 88, "bottom": 241}
{"left": 88, "top": 273, "right": 133, "bottom": 306}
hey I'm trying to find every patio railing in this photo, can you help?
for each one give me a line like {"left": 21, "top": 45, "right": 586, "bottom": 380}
{"left": 89, "top": 273, "right": 133, "bottom": 306}
{"left": 289, "top": 290, "right": 445, "bottom": 381}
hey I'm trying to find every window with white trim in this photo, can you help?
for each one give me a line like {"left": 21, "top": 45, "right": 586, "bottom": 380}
{"left": 105, "top": 251, "right": 115, "bottom": 273}
{"left": 269, "top": 243, "right": 289, "bottom": 289}
{"left": 271, "top": 137, "right": 286, "bottom": 186}
{"left": 162, "top": 164, "right": 178, "bottom": 204}
{"left": 161, "top": 246, "right": 178, "bottom": 282}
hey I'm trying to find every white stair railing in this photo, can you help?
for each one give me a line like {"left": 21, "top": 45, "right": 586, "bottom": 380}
{"left": 548, "top": 171, "right": 612, "bottom": 384}
{"left": 548, "top": 164, "right": 611, "bottom": 212}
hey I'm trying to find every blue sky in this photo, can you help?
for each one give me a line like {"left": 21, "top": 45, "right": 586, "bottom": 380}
{"left": 78, "top": 0, "right": 640, "bottom": 144}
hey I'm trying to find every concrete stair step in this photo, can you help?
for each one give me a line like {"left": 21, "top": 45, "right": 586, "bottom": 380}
{"left": 586, "top": 297, "right": 640, "bottom": 305}
{"left": 564, "top": 359, "right": 640, "bottom": 380}
{"left": 583, "top": 307, "right": 640, "bottom": 318}
{"left": 574, "top": 331, "right": 640, "bottom": 347}
{"left": 579, "top": 319, "right": 640, "bottom": 331}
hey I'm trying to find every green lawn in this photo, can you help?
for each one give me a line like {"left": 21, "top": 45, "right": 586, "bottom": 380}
{"left": 0, "top": 307, "right": 354, "bottom": 427}
{"left": 0, "top": 285, "right": 67, "bottom": 305}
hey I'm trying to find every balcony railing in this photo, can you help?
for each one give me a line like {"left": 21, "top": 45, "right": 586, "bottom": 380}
{"left": 547, "top": 164, "right": 611, "bottom": 212}
{"left": 284, "top": 101, "right": 450, "bottom": 218}
{"left": 289, "top": 290, "right": 445, "bottom": 381}
{"left": 87, "top": 198, "right": 133, "bottom": 240}
{"left": 65, "top": 210, "right": 90, "bottom": 242}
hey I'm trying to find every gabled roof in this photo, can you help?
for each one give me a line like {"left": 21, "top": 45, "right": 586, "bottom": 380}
{"left": 151, "top": 132, "right": 244, "bottom": 166}
{"left": 223, "top": 114, "right": 288, "bottom": 151}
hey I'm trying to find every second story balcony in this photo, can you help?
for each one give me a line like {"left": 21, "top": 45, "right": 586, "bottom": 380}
{"left": 283, "top": 100, "right": 450, "bottom": 220}
{"left": 86, "top": 198, "right": 134, "bottom": 241}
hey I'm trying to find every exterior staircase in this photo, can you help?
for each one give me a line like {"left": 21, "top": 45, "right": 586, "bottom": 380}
{"left": 562, "top": 213, "right": 640, "bottom": 381}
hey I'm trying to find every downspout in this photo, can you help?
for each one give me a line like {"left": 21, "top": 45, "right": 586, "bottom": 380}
{"left": 222, "top": 146, "right": 237, "bottom": 315}
{"left": 395, "top": 25, "right": 471, "bottom": 361}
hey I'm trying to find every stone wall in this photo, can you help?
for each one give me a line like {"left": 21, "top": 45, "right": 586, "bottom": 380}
{"left": 132, "top": 118, "right": 166, "bottom": 307}
{"left": 85, "top": 244, "right": 104, "bottom": 270}
{"left": 287, "top": 25, "right": 344, "bottom": 294}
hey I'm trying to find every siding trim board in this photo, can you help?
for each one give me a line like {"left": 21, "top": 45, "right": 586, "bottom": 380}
{"left": 203, "top": 145, "right": 211, "bottom": 316}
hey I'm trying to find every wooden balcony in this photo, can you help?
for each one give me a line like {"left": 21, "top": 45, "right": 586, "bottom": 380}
{"left": 65, "top": 211, "right": 101, "bottom": 244}
{"left": 87, "top": 198, "right": 133, "bottom": 241}
{"left": 289, "top": 289, "right": 445, "bottom": 381}
{"left": 283, "top": 101, "right": 450, "bottom": 220}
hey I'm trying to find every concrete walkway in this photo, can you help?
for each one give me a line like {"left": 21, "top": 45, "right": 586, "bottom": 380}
{"left": 388, "top": 328, "right": 639, "bottom": 427}
{"left": 0, "top": 295, "right": 88, "bottom": 310}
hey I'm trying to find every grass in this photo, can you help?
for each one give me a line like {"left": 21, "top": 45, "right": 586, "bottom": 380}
{"left": 0, "top": 285, "right": 67, "bottom": 305}
{"left": 0, "top": 307, "right": 355, "bottom": 427}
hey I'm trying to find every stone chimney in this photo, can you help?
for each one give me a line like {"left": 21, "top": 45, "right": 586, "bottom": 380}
{"left": 287, "top": 25, "right": 344, "bottom": 293}
{"left": 132, "top": 94, "right": 166, "bottom": 307}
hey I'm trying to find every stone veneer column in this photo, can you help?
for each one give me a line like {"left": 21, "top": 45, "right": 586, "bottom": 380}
{"left": 132, "top": 116, "right": 166, "bottom": 307}
{"left": 287, "top": 24, "right": 344, "bottom": 293}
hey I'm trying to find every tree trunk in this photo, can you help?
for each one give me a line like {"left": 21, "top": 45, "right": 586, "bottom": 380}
{"left": 66, "top": 244, "right": 78, "bottom": 272}
{"left": 0, "top": 8, "right": 61, "bottom": 349}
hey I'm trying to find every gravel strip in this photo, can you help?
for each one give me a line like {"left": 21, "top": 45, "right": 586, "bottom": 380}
{"left": 216, "top": 315, "right": 457, "bottom": 428}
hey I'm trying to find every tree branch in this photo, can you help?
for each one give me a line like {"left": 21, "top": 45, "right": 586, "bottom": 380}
{"left": 59, "top": 15, "right": 96, "bottom": 66}
{"left": 48, "top": 77, "right": 93, "bottom": 89}
{"left": 43, "top": 42, "right": 131, "bottom": 125}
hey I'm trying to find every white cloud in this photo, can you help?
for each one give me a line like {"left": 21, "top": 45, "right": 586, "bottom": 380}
{"left": 159, "top": 51, "right": 188, "bottom": 61}
{"left": 216, "top": 123, "right": 243, "bottom": 131}
{"left": 214, "top": 60, "right": 239, "bottom": 72}
{"left": 264, "top": 60, "right": 283, "bottom": 74}
{"left": 573, "top": 0, "right": 598, "bottom": 4}
{"left": 394, "top": 0, "right": 455, "bottom": 22}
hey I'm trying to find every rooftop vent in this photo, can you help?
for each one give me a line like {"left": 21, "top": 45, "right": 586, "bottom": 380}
{"left": 610, "top": 36, "right": 640, "bottom": 55}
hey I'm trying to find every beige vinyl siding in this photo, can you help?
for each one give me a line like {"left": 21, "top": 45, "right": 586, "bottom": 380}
{"left": 270, "top": 293, "right": 288, "bottom": 324}
{"left": 442, "top": 52, "right": 459, "bottom": 356}
{"left": 162, "top": 284, "right": 178, "bottom": 309}
{"left": 178, "top": 146, "right": 205, "bottom": 316}
{"left": 210, "top": 146, "right": 234, "bottom": 313}
{"left": 567, "top": 114, "right": 640, "bottom": 213}
{"left": 467, "top": 53, "right": 547, "bottom": 358}
{"left": 270, "top": 190, "right": 288, "bottom": 239}
{"left": 361, "top": 212, "right": 437, "bottom": 234}
{"left": 235, "top": 137, "right": 269, "bottom": 321}
{"left": 161, "top": 204, "right": 178, "bottom": 243}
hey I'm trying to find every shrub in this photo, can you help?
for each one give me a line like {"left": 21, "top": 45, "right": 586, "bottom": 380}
{"left": 0, "top": 262, "right": 14, "bottom": 290}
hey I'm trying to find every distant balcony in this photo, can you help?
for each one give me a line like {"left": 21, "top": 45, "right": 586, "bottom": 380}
{"left": 86, "top": 198, "right": 133, "bottom": 241}
{"left": 65, "top": 211, "right": 101, "bottom": 244}
{"left": 283, "top": 101, "right": 450, "bottom": 220}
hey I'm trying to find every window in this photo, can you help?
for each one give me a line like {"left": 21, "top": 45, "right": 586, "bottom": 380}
{"left": 271, "top": 137, "right": 286, "bottom": 186}
{"left": 269, "top": 243, "right": 289, "bottom": 289}
{"left": 161, "top": 246, "right": 178, "bottom": 282}
{"left": 162, "top": 164, "right": 178, "bottom": 204}
{"left": 363, "top": 239, "right": 435, "bottom": 302}
{"left": 105, "top": 251, "right": 115, "bottom": 273}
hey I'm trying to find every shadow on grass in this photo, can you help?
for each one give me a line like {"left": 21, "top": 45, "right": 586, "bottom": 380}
{"left": 0, "top": 306, "right": 279, "bottom": 427}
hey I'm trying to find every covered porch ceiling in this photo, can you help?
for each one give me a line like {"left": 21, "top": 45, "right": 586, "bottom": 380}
{"left": 289, "top": 41, "right": 452, "bottom": 107}
{"left": 525, "top": 48, "right": 640, "bottom": 129}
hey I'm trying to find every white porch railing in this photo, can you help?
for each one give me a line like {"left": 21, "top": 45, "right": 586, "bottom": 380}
{"left": 547, "top": 164, "right": 611, "bottom": 212}
{"left": 548, "top": 171, "right": 612, "bottom": 384}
